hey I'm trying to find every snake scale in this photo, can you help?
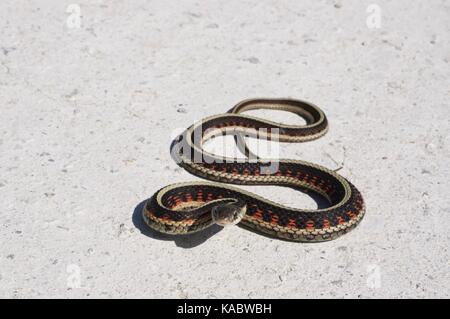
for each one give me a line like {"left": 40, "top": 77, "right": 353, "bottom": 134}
{"left": 143, "top": 98, "right": 365, "bottom": 242}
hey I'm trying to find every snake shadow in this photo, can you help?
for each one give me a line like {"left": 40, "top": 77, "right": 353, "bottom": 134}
{"left": 132, "top": 199, "right": 224, "bottom": 249}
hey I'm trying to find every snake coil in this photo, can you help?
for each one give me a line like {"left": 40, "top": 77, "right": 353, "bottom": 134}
{"left": 143, "top": 98, "right": 365, "bottom": 242}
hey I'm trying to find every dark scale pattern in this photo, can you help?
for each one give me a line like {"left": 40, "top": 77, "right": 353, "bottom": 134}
{"left": 262, "top": 211, "right": 272, "bottom": 223}
{"left": 153, "top": 171, "right": 361, "bottom": 231}
{"left": 149, "top": 175, "right": 364, "bottom": 236}
{"left": 197, "top": 160, "right": 344, "bottom": 206}
{"left": 314, "top": 218, "right": 324, "bottom": 229}
{"left": 278, "top": 214, "right": 290, "bottom": 227}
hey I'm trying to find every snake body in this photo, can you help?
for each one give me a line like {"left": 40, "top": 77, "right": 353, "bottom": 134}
{"left": 143, "top": 98, "right": 365, "bottom": 242}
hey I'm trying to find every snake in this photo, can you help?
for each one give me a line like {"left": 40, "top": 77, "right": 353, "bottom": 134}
{"left": 143, "top": 98, "right": 365, "bottom": 242}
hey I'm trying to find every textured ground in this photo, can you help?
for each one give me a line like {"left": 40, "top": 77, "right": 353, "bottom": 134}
{"left": 1, "top": 0, "right": 449, "bottom": 298}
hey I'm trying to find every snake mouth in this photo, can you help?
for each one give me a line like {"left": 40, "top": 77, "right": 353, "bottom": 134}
{"left": 211, "top": 201, "right": 247, "bottom": 226}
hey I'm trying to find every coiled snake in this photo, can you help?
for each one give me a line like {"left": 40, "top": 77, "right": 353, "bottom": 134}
{"left": 143, "top": 98, "right": 365, "bottom": 242}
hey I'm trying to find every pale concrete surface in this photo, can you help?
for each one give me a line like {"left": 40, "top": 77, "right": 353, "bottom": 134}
{"left": 1, "top": 0, "right": 449, "bottom": 298}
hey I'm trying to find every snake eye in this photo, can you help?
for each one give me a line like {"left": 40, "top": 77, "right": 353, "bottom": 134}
{"left": 211, "top": 203, "right": 246, "bottom": 226}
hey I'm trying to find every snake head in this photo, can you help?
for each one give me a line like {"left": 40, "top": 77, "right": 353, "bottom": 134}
{"left": 211, "top": 200, "right": 247, "bottom": 226}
